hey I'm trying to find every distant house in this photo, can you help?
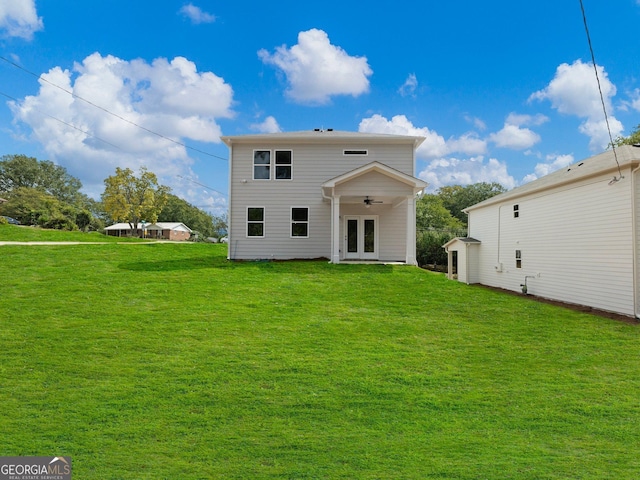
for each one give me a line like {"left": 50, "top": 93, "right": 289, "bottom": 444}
{"left": 444, "top": 144, "right": 640, "bottom": 318}
{"left": 0, "top": 197, "right": 7, "bottom": 204}
{"left": 104, "top": 222, "right": 192, "bottom": 241}
{"left": 221, "top": 130, "right": 427, "bottom": 263}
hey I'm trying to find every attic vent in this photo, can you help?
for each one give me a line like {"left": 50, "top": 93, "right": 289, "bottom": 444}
{"left": 343, "top": 149, "right": 368, "bottom": 156}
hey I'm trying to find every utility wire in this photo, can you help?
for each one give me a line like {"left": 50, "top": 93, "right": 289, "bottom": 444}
{"left": 578, "top": 0, "right": 623, "bottom": 180}
{"left": 0, "top": 90, "right": 125, "bottom": 152}
{"left": 0, "top": 55, "right": 229, "bottom": 163}
{"left": 177, "top": 175, "right": 228, "bottom": 198}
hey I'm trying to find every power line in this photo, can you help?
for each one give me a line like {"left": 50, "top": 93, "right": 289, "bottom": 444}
{"left": 0, "top": 55, "right": 229, "bottom": 163}
{"left": 578, "top": 0, "right": 623, "bottom": 181}
{"left": 0, "top": 90, "right": 125, "bottom": 152}
{"left": 177, "top": 175, "right": 228, "bottom": 198}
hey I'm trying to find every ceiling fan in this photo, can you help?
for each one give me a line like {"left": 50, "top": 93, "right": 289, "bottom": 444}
{"left": 364, "top": 196, "right": 383, "bottom": 206}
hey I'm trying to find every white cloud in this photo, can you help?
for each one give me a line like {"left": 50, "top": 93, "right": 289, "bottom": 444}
{"left": 530, "top": 59, "right": 623, "bottom": 151}
{"left": 0, "top": 0, "right": 43, "bottom": 40}
{"left": 9, "top": 52, "right": 233, "bottom": 206}
{"left": 630, "top": 89, "right": 640, "bottom": 112}
{"left": 359, "top": 114, "right": 509, "bottom": 191}
{"left": 488, "top": 113, "right": 546, "bottom": 150}
{"left": 178, "top": 3, "right": 215, "bottom": 24}
{"left": 358, "top": 114, "right": 487, "bottom": 158}
{"left": 489, "top": 124, "right": 541, "bottom": 150}
{"left": 250, "top": 116, "right": 281, "bottom": 133}
{"left": 464, "top": 114, "right": 487, "bottom": 131}
{"left": 505, "top": 112, "right": 549, "bottom": 127}
{"left": 258, "top": 29, "right": 372, "bottom": 105}
{"left": 398, "top": 74, "right": 418, "bottom": 97}
{"left": 521, "top": 153, "right": 574, "bottom": 183}
{"left": 418, "top": 156, "right": 516, "bottom": 192}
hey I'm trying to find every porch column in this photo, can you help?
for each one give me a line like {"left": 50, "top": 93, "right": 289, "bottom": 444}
{"left": 406, "top": 195, "right": 417, "bottom": 265}
{"left": 332, "top": 196, "right": 341, "bottom": 263}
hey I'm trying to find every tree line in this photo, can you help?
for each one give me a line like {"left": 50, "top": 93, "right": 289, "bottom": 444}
{"left": 415, "top": 182, "right": 506, "bottom": 268}
{"left": 0, "top": 154, "right": 227, "bottom": 240}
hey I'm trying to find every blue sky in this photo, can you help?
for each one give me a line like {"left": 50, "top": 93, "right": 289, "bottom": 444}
{"left": 1, "top": 0, "right": 639, "bottom": 215}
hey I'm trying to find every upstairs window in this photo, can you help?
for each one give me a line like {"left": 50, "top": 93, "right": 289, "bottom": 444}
{"left": 247, "top": 207, "right": 265, "bottom": 237}
{"left": 253, "top": 150, "right": 271, "bottom": 180}
{"left": 275, "top": 150, "right": 292, "bottom": 180}
{"left": 291, "top": 207, "right": 309, "bottom": 237}
{"left": 513, "top": 204, "right": 520, "bottom": 218}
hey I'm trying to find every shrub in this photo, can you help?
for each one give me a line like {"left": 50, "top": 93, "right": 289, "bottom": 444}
{"left": 41, "top": 215, "right": 78, "bottom": 231}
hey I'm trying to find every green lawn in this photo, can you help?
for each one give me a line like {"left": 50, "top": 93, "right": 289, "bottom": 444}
{"left": 0, "top": 224, "right": 149, "bottom": 242}
{"left": 1, "top": 228, "right": 639, "bottom": 479}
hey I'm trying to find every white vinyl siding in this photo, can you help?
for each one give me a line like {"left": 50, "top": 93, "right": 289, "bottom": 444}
{"left": 469, "top": 171, "right": 636, "bottom": 316}
{"left": 229, "top": 141, "right": 417, "bottom": 261}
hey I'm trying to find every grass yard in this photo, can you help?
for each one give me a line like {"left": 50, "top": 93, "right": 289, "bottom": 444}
{"left": 0, "top": 224, "right": 148, "bottom": 243}
{"left": 1, "top": 227, "right": 639, "bottom": 478}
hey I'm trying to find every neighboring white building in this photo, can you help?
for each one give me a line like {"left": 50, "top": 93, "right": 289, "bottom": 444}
{"left": 222, "top": 130, "right": 427, "bottom": 263}
{"left": 104, "top": 222, "right": 192, "bottom": 241}
{"left": 444, "top": 145, "right": 640, "bottom": 318}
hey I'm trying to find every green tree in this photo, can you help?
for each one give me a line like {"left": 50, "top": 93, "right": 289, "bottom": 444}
{"left": 102, "top": 167, "right": 170, "bottom": 235}
{"left": 0, "top": 186, "right": 78, "bottom": 229}
{"left": 437, "top": 182, "right": 507, "bottom": 225}
{"left": 211, "top": 213, "right": 228, "bottom": 238}
{"left": 0, "top": 154, "right": 83, "bottom": 204}
{"left": 614, "top": 124, "right": 640, "bottom": 146}
{"left": 416, "top": 194, "right": 465, "bottom": 232}
{"left": 158, "top": 194, "right": 217, "bottom": 239}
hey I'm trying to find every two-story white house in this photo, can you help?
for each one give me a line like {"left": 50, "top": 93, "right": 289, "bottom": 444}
{"left": 222, "top": 130, "right": 427, "bottom": 263}
{"left": 444, "top": 144, "right": 640, "bottom": 318}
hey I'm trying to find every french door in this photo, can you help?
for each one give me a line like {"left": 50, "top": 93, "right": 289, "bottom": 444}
{"left": 344, "top": 215, "right": 378, "bottom": 260}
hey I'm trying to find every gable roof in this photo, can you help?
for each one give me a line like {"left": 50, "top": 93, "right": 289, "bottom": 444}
{"left": 322, "top": 161, "right": 428, "bottom": 190}
{"left": 221, "top": 130, "right": 425, "bottom": 148}
{"left": 443, "top": 237, "right": 481, "bottom": 249}
{"left": 465, "top": 145, "right": 640, "bottom": 212}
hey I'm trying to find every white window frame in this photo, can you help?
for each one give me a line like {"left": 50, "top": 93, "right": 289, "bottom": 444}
{"left": 253, "top": 150, "right": 271, "bottom": 180}
{"left": 247, "top": 206, "right": 265, "bottom": 238}
{"left": 290, "top": 207, "right": 309, "bottom": 238}
{"left": 252, "top": 149, "right": 293, "bottom": 181}
{"left": 275, "top": 150, "right": 293, "bottom": 181}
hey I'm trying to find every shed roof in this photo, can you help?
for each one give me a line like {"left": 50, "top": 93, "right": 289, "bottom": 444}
{"left": 465, "top": 145, "right": 640, "bottom": 212}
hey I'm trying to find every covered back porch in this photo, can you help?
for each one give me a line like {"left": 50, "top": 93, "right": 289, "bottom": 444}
{"left": 322, "top": 162, "right": 427, "bottom": 264}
